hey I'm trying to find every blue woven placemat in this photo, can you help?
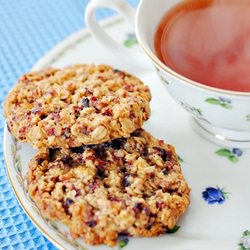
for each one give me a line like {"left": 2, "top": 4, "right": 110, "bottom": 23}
{"left": 0, "top": 1, "right": 139, "bottom": 249}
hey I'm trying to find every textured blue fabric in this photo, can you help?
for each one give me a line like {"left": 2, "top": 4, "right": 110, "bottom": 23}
{"left": 0, "top": 1, "right": 139, "bottom": 249}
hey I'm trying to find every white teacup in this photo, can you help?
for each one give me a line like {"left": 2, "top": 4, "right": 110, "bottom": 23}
{"left": 85, "top": 0, "right": 250, "bottom": 148}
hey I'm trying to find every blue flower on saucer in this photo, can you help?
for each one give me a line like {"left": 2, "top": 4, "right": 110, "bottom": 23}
{"left": 232, "top": 148, "right": 243, "bottom": 157}
{"left": 215, "top": 147, "right": 243, "bottom": 163}
{"left": 202, "top": 186, "right": 229, "bottom": 204}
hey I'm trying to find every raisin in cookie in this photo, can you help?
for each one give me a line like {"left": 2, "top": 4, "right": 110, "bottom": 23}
{"left": 3, "top": 64, "right": 151, "bottom": 149}
{"left": 28, "top": 129, "right": 190, "bottom": 246}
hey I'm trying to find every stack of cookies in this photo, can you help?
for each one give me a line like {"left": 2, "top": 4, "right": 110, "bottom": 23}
{"left": 3, "top": 64, "right": 190, "bottom": 246}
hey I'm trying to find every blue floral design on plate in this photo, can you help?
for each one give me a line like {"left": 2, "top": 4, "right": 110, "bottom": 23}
{"left": 239, "top": 230, "right": 250, "bottom": 250}
{"left": 215, "top": 148, "right": 243, "bottom": 163}
{"left": 202, "top": 186, "right": 229, "bottom": 204}
{"left": 166, "top": 225, "right": 180, "bottom": 234}
{"left": 118, "top": 238, "right": 129, "bottom": 249}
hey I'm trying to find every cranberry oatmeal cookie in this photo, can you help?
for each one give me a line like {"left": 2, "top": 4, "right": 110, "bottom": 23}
{"left": 3, "top": 64, "right": 151, "bottom": 149}
{"left": 28, "top": 129, "right": 190, "bottom": 246}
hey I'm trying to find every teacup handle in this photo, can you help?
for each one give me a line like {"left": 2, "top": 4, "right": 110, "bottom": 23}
{"left": 85, "top": 0, "right": 150, "bottom": 67}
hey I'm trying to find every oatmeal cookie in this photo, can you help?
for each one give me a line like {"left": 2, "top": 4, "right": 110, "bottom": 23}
{"left": 28, "top": 129, "right": 190, "bottom": 246}
{"left": 3, "top": 64, "right": 151, "bottom": 148}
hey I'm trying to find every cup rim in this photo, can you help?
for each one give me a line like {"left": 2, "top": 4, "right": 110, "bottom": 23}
{"left": 135, "top": 0, "right": 250, "bottom": 97}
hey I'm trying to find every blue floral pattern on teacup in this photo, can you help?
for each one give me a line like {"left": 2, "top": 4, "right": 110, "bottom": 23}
{"left": 180, "top": 102, "right": 202, "bottom": 118}
{"left": 155, "top": 68, "right": 170, "bottom": 85}
{"left": 205, "top": 97, "right": 233, "bottom": 110}
{"left": 123, "top": 33, "right": 138, "bottom": 48}
{"left": 180, "top": 102, "right": 211, "bottom": 124}
{"left": 202, "top": 186, "right": 229, "bottom": 204}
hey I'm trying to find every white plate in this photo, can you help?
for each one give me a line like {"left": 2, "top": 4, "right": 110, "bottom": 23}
{"left": 4, "top": 15, "right": 250, "bottom": 250}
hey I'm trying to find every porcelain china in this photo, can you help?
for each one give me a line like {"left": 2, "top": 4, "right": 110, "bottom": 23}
{"left": 4, "top": 16, "right": 250, "bottom": 250}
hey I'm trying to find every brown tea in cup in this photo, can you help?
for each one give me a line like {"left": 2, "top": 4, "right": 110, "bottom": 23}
{"left": 154, "top": 0, "right": 250, "bottom": 92}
